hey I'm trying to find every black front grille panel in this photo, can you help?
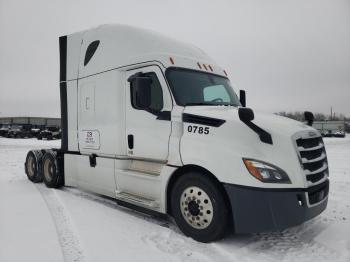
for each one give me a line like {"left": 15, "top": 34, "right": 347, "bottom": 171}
{"left": 297, "top": 137, "right": 322, "bottom": 148}
{"left": 296, "top": 137, "right": 322, "bottom": 149}
{"left": 307, "top": 180, "right": 329, "bottom": 205}
{"left": 299, "top": 147, "right": 324, "bottom": 160}
{"left": 307, "top": 171, "right": 327, "bottom": 183}
{"left": 303, "top": 160, "right": 324, "bottom": 172}
{"left": 296, "top": 136, "right": 328, "bottom": 184}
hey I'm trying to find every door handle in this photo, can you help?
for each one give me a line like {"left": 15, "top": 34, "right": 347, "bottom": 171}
{"left": 128, "top": 134, "right": 134, "bottom": 149}
{"left": 89, "top": 154, "right": 97, "bottom": 167}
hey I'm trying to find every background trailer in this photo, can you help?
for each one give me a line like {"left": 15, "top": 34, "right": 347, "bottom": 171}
{"left": 0, "top": 117, "right": 61, "bottom": 128}
{"left": 312, "top": 121, "right": 345, "bottom": 136}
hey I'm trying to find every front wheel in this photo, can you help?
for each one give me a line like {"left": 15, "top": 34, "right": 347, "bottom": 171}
{"left": 170, "top": 172, "right": 231, "bottom": 242}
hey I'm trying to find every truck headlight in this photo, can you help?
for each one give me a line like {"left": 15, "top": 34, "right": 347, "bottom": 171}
{"left": 243, "top": 158, "right": 291, "bottom": 183}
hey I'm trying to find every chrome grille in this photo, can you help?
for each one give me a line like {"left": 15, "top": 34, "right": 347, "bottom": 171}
{"left": 296, "top": 136, "right": 328, "bottom": 185}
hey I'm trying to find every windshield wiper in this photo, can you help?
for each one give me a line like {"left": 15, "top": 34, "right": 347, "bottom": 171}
{"left": 184, "top": 102, "right": 238, "bottom": 107}
{"left": 184, "top": 102, "right": 218, "bottom": 106}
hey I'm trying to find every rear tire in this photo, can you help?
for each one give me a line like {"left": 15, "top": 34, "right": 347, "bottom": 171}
{"left": 25, "top": 150, "right": 44, "bottom": 183}
{"left": 42, "top": 150, "right": 64, "bottom": 188}
{"left": 170, "top": 172, "right": 230, "bottom": 243}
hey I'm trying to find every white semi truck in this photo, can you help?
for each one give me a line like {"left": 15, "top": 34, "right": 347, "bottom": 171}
{"left": 24, "top": 25, "right": 329, "bottom": 242}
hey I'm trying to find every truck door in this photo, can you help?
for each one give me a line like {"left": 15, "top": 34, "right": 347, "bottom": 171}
{"left": 125, "top": 65, "right": 172, "bottom": 161}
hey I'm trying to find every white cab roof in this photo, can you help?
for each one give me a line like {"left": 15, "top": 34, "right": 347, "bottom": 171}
{"left": 65, "top": 24, "right": 226, "bottom": 80}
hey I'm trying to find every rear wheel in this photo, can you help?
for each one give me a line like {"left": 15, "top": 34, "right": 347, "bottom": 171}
{"left": 170, "top": 172, "right": 231, "bottom": 242}
{"left": 25, "top": 150, "right": 44, "bottom": 183}
{"left": 42, "top": 150, "right": 63, "bottom": 188}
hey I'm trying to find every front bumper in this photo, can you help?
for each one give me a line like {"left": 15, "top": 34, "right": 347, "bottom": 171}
{"left": 223, "top": 180, "right": 329, "bottom": 233}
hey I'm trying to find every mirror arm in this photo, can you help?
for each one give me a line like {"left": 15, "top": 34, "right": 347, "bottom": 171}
{"left": 239, "top": 90, "right": 246, "bottom": 107}
{"left": 239, "top": 108, "right": 273, "bottom": 144}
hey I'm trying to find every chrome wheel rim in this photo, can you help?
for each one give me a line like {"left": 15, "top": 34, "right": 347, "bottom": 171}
{"left": 27, "top": 156, "right": 35, "bottom": 177}
{"left": 180, "top": 186, "right": 213, "bottom": 229}
{"left": 43, "top": 159, "right": 53, "bottom": 182}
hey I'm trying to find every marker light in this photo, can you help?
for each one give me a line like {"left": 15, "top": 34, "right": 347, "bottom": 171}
{"left": 243, "top": 159, "right": 291, "bottom": 184}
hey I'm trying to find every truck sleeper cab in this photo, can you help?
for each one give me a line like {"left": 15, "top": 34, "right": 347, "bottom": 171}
{"left": 24, "top": 25, "right": 329, "bottom": 242}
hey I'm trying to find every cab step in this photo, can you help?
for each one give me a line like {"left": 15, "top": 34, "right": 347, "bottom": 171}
{"left": 115, "top": 191, "right": 160, "bottom": 209}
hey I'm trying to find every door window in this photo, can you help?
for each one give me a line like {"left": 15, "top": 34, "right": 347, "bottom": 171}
{"left": 130, "top": 72, "right": 164, "bottom": 112}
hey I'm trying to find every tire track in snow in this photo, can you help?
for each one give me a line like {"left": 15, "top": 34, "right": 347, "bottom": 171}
{"left": 61, "top": 188, "right": 231, "bottom": 262}
{"left": 212, "top": 221, "right": 339, "bottom": 262}
{"left": 141, "top": 230, "right": 235, "bottom": 262}
{"left": 36, "top": 184, "right": 87, "bottom": 262}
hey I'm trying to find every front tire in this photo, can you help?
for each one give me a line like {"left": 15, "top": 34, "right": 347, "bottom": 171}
{"left": 42, "top": 150, "right": 63, "bottom": 188}
{"left": 170, "top": 172, "right": 230, "bottom": 242}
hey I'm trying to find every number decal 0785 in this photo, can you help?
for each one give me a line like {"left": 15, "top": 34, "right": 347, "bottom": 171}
{"left": 187, "top": 125, "right": 210, "bottom": 135}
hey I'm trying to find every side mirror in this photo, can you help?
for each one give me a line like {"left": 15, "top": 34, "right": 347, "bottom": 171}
{"left": 238, "top": 107, "right": 254, "bottom": 122}
{"left": 304, "top": 111, "right": 314, "bottom": 126}
{"left": 130, "top": 77, "right": 152, "bottom": 110}
{"left": 239, "top": 90, "right": 246, "bottom": 107}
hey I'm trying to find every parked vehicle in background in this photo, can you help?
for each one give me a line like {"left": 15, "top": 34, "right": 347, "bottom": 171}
{"left": 37, "top": 126, "right": 61, "bottom": 140}
{"left": 322, "top": 130, "right": 333, "bottom": 137}
{"left": 333, "top": 131, "right": 346, "bottom": 138}
{"left": 7, "top": 125, "right": 33, "bottom": 138}
{"left": 313, "top": 121, "right": 346, "bottom": 138}
{"left": 30, "top": 126, "right": 44, "bottom": 138}
{"left": 0, "top": 124, "right": 11, "bottom": 137}
{"left": 30, "top": 128, "right": 41, "bottom": 138}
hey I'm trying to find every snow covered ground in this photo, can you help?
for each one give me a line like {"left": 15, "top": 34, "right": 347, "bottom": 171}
{"left": 0, "top": 137, "right": 349, "bottom": 262}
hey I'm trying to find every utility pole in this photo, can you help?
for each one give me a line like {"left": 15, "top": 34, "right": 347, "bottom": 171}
{"left": 330, "top": 107, "right": 333, "bottom": 120}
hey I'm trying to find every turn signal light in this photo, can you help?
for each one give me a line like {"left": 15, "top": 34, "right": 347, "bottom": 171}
{"left": 243, "top": 159, "right": 263, "bottom": 181}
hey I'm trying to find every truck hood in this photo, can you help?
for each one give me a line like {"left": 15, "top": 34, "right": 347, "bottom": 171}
{"left": 180, "top": 106, "right": 321, "bottom": 188}
{"left": 183, "top": 106, "right": 316, "bottom": 138}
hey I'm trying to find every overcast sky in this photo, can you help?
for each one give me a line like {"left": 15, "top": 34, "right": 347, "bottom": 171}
{"left": 0, "top": 0, "right": 349, "bottom": 118}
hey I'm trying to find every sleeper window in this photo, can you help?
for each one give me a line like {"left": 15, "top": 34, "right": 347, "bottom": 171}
{"left": 84, "top": 40, "right": 100, "bottom": 66}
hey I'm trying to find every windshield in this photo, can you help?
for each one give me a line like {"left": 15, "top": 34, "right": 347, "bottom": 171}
{"left": 166, "top": 68, "right": 241, "bottom": 107}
